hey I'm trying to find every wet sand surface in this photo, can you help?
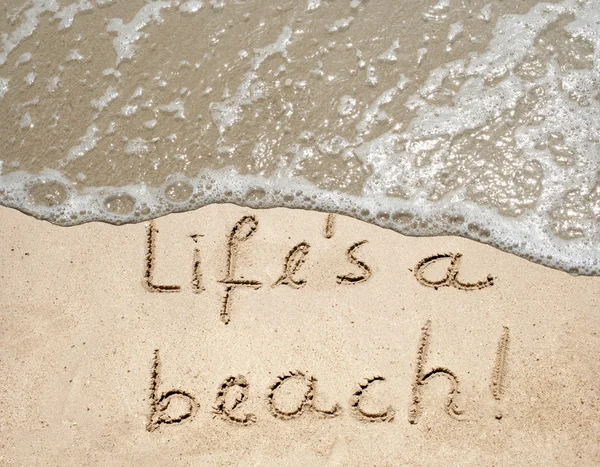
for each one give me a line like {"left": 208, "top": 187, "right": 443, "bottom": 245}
{"left": 1, "top": 0, "right": 599, "bottom": 272}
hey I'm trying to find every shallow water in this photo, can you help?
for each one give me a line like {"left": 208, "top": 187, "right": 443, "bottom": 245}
{"left": 0, "top": 0, "right": 599, "bottom": 275}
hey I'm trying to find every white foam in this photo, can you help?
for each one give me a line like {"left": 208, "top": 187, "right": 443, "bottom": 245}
{"left": 15, "top": 52, "right": 32, "bottom": 67}
{"left": 159, "top": 100, "right": 186, "bottom": 120}
{"left": 423, "top": 0, "right": 450, "bottom": 22}
{"left": 0, "top": 78, "right": 9, "bottom": 100}
{"left": 19, "top": 111, "right": 33, "bottom": 128}
{"left": 24, "top": 71, "right": 35, "bottom": 85}
{"left": 377, "top": 40, "right": 400, "bottom": 63}
{"left": 91, "top": 86, "right": 118, "bottom": 111}
{"left": 0, "top": 0, "right": 59, "bottom": 67}
{"left": 65, "top": 124, "right": 99, "bottom": 162}
{"left": 179, "top": 0, "right": 203, "bottom": 13}
{"left": 124, "top": 137, "right": 148, "bottom": 155}
{"left": 307, "top": 0, "right": 321, "bottom": 11}
{"left": 54, "top": 0, "right": 93, "bottom": 29}
{"left": 447, "top": 22, "right": 463, "bottom": 47}
{"left": 46, "top": 75, "right": 60, "bottom": 93}
{"left": 121, "top": 105, "right": 138, "bottom": 117}
{"left": 366, "top": 65, "right": 377, "bottom": 86}
{"left": 327, "top": 17, "right": 354, "bottom": 34}
{"left": 480, "top": 4, "right": 492, "bottom": 22}
{"left": 338, "top": 95, "right": 357, "bottom": 117}
{"left": 209, "top": 0, "right": 225, "bottom": 10}
{"left": 66, "top": 49, "right": 84, "bottom": 62}
{"left": 417, "top": 48, "right": 427, "bottom": 65}
{"left": 252, "top": 26, "right": 293, "bottom": 70}
{"left": 357, "top": 76, "right": 409, "bottom": 136}
{"left": 106, "top": 1, "right": 172, "bottom": 65}
{"left": 0, "top": 0, "right": 599, "bottom": 276}
{"left": 102, "top": 68, "right": 121, "bottom": 78}
{"left": 0, "top": 163, "right": 595, "bottom": 274}
{"left": 211, "top": 26, "right": 293, "bottom": 136}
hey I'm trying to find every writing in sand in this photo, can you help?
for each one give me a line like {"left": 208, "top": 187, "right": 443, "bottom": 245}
{"left": 140, "top": 214, "right": 503, "bottom": 432}
{"left": 147, "top": 323, "right": 510, "bottom": 432}
{"left": 143, "top": 214, "right": 495, "bottom": 323}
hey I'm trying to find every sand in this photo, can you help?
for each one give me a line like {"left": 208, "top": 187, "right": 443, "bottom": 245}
{"left": 0, "top": 204, "right": 598, "bottom": 466}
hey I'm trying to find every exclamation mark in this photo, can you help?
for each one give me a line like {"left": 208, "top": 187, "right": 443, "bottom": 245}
{"left": 491, "top": 326, "right": 510, "bottom": 420}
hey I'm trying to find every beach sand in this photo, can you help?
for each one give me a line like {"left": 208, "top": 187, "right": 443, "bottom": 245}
{"left": 0, "top": 204, "right": 598, "bottom": 466}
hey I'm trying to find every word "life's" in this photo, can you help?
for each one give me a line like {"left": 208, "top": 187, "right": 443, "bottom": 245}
{"left": 143, "top": 215, "right": 494, "bottom": 324}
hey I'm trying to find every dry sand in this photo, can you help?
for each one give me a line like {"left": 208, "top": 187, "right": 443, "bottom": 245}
{"left": 0, "top": 204, "right": 599, "bottom": 466}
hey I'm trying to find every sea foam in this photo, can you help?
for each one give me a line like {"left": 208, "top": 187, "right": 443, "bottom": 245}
{"left": 0, "top": 0, "right": 599, "bottom": 275}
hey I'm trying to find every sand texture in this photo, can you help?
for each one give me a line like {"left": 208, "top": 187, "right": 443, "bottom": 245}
{"left": 0, "top": 204, "right": 599, "bottom": 466}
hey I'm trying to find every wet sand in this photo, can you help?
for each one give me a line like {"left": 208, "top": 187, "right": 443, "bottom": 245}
{"left": 1, "top": 1, "right": 599, "bottom": 273}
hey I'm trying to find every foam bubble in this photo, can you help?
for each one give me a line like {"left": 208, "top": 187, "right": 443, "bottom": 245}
{"left": 28, "top": 179, "right": 68, "bottom": 207}
{"left": 104, "top": 193, "right": 136, "bottom": 214}
{"left": 164, "top": 180, "right": 194, "bottom": 203}
{"left": 245, "top": 187, "right": 267, "bottom": 201}
{"left": 392, "top": 212, "right": 414, "bottom": 224}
